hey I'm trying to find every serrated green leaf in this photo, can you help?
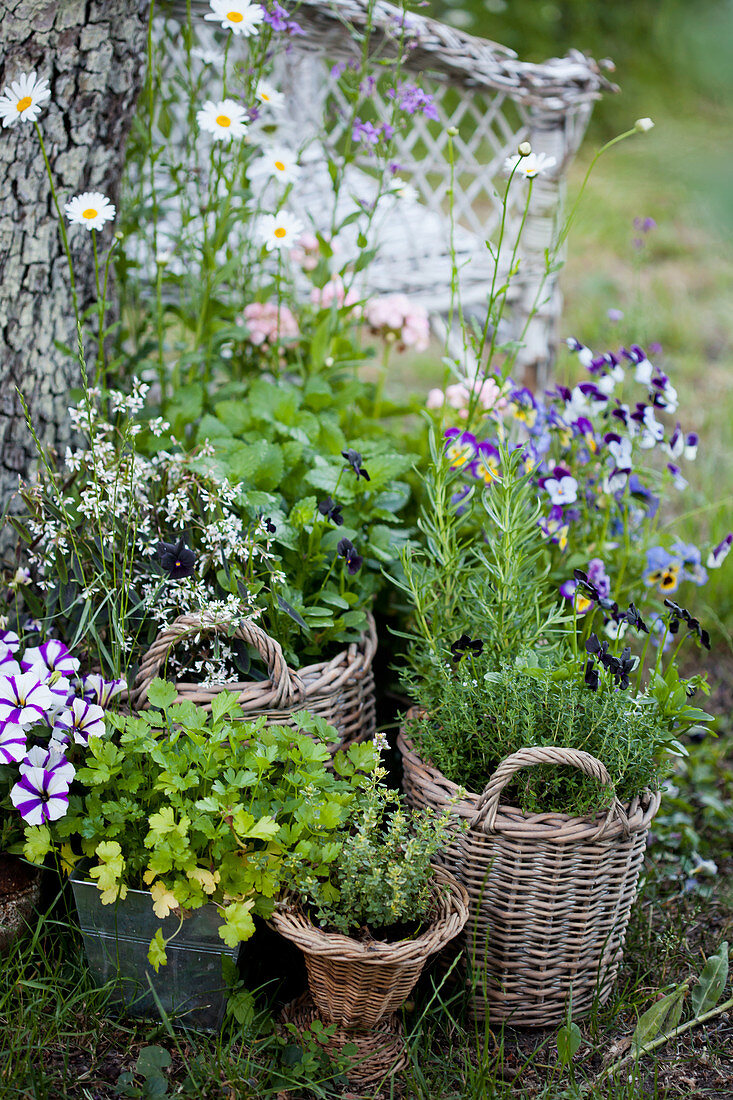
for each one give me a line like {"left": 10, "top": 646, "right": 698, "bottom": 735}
{"left": 691, "top": 942, "right": 729, "bottom": 1016}
{"left": 147, "top": 679, "right": 178, "bottom": 710}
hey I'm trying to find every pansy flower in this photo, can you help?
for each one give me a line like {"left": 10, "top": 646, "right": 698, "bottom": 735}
{"left": 539, "top": 507, "right": 570, "bottom": 551}
{"left": 81, "top": 674, "right": 126, "bottom": 708}
{"left": 10, "top": 767, "right": 70, "bottom": 825}
{"left": 450, "top": 635, "right": 484, "bottom": 662}
{"left": 0, "top": 672, "right": 66, "bottom": 727}
{"left": 21, "top": 639, "right": 80, "bottom": 678}
{"left": 341, "top": 449, "right": 370, "bottom": 481}
{"left": 565, "top": 338, "right": 594, "bottom": 370}
{"left": 317, "top": 497, "right": 344, "bottom": 526}
{"left": 542, "top": 467, "right": 578, "bottom": 506}
{"left": 444, "top": 429, "right": 478, "bottom": 469}
{"left": 20, "top": 745, "right": 75, "bottom": 785}
{"left": 628, "top": 475, "right": 659, "bottom": 520}
{"left": 53, "top": 698, "right": 106, "bottom": 746}
{"left": 158, "top": 536, "right": 196, "bottom": 579}
{"left": 672, "top": 540, "right": 708, "bottom": 586}
{"left": 469, "top": 441, "right": 501, "bottom": 485}
{"left": 663, "top": 600, "right": 711, "bottom": 650}
{"left": 643, "top": 547, "right": 680, "bottom": 594}
{"left": 508, "top": 387, "right": 538, "bottom": 429}
{"left": 622, "top": 345, "right": 654, "bottom": 386}
{"left": 707, "top": 533, "right": 732, "bottom": 570}
{"left": 336, "top": 538, "right": 363, "bottom": 575}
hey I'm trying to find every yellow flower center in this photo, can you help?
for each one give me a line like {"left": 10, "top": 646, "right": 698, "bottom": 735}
{"left": 16, "top": 95, "right": 33, "bottom": 112}
{"left": 274, "top": 227, "right": 287, "bottom": 238}
{"left": 575, "top": 594, "right": 592, "bottom": 614}
{"left": 261, "top": 92, "right": 271, "bottom": 101}
{"left": 227, "top": 11, "right": 244, "bottom": 21}
{"left": 82, "top": 208, "right": 98, "bottom": 220}
{"left": 274, "top": 160, "right": 286, "bottom": 171}
{"left": 216, "top": 114, "right": 231, "bottom": 127}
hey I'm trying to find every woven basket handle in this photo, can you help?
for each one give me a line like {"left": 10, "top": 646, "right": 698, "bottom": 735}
{"left": 471, "top": 747, "right": 629, "bottom": 834}
{"left": 130, "top": 612, "right": 306, "bottom": 711}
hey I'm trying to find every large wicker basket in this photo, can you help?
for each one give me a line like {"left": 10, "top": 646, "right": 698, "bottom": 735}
{"left": 130, "top": 611, "right": 377, "bottom": 752}
{"left": 398, "top": 719, "right": 661, "bottom": 1027}
{"left": 269, "top": 865, "right": 469, "bottom": 1031}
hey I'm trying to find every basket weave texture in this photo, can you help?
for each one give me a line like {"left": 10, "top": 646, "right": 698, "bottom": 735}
{"left": 398, "top": 713, "right": 661, "bottom": 1027}
{"left": 130, "top": 611, "right": 377, "bottom": 751}
{"left": 269, "top": 866, "right": 469, "bottom": 1030}
{"left": 281, "top": 993, "right": 407, "bottom": 1085}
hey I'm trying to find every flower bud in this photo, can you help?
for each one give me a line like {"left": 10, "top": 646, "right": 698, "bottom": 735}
{"left": 634, "top": 117, "right": 654, "bottom": 132}
{"left": 518, "top": 141, "right": 532, "bottom": 156}
{"left": 447, "top": 125, "right": 459, "bottom": 136}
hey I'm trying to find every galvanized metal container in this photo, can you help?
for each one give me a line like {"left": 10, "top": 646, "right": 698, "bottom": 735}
{"left": 70, "top": 876, "right": 240, "bottom": 1030}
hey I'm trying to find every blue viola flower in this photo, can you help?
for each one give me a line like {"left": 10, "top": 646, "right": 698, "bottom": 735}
{"left": 671, "top": 540, "right": 708, "bottom": 586}
{"left": 707, "top": 533, "right": 733, "bottom": 569}
{"left": 444, "top": 428, "right": 478, "bottom": 470}
{"left": 644, "top": 546, "right": 681, "bottom": 594}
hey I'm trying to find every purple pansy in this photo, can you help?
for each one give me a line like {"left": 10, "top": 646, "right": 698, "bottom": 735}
{"left": 622, "top": 345, "right": 654, "bottom": 386}
{"left": 469, "top": 441, "right": 501, "bottom": 485}
{"left": 10, "top": 766, "right": 70, "bottom": 826}
{"left": 542, "top": 467, "right": 578, "bottom": 506}
{"left": 666, "top": 463, "right": 688, "bottom": 491}
{"left": 53, "top": 698, "right": 106, "bottom": 746}
{"left": 707, "top": 534, "right": 733, "bottom": 570}
{"left": 444, "top": 428, "right": 477, "bottom": 469}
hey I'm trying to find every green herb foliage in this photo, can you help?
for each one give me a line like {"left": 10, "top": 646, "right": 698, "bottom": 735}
{"left": 406, "top": 659, "right": 671, "bottom": 814}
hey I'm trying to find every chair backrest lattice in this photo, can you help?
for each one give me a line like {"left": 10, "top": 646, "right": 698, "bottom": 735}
{"left": 169, "top": 0, "right": 616, "bottom": 385}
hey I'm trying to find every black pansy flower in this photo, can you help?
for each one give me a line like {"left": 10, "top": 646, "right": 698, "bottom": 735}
{"left": 261, "top": 515, "right": 277, "bottom": 535}
{"left": 663, "top": 599, "right": 711, "bottom": 650}
{"left": 342, "top": 449, "right": 370, "bottom": 481}
{"left": 158, "top": 536, "right": 196, "bottom": 579}
{"left": 584, "top": 658, "right": 599, "bottom": 691}
{"left": 337, "top": 537, "right": 363, "bottom": 575}
{"left": 317, "top": 496, "right": 344, "bottom": 526}
{"left": 623, "top": 602, "right": 649, "bottom": 634}
{"left": 450, "top": 634, "right": 484, "bottom": 663}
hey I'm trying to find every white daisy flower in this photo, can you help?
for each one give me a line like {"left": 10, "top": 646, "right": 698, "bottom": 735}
{"left": 0, "top": 71, "right": 51, "bottom": 127}
{"left": 504, "top": 151, "right": 557, "bottom": 179}
{"left": 196, "top": 98, "right": 248, "bottom": 142}
{"left": 258, "top": 210, "right": 304, "bottom": 251}
{"left": 249, "top": 147, "right": 301, "bottom": 185}
{"left": 204, "top": 0, "right": 265, "bottom": 36}
{"left": 64, "top": 192, "right": 116, "bottom": 231}
{"left": 255, "top": 82, "right": 285, "bottom": 110}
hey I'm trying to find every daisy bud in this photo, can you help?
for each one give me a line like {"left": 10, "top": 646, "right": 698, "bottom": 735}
{"left": 635, "top": 118, "right": 654, "bottom": 132}
{"left": 518, "top": 141, "right": 532, "bottom": 156}
{"left": 447, "top": 126, "right": 459, "bottom": 136}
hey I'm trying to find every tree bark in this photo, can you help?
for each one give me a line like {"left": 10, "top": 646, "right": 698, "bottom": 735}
{"left": 0, "top": 0, "right": 148, "bottom": 552}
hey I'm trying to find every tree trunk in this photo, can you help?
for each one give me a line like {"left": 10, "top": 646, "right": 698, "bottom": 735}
{"left": 0, "top": 0, "right": 148, "bottom": 553}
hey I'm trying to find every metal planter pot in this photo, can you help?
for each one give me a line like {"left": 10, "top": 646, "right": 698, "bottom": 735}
{"left": 70, "top": 876, "right": 240, "bottom": 1030}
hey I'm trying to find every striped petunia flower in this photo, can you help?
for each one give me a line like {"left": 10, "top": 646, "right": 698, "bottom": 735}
{"left": 21, "top": 639, "right": 80, "bottom": 678}
{"left": 10, "top": 767, "right": 70, "bottom": 825}
{"left": 53, "top": 698, "right": 106, "bottom": 746}
{"left": 81, "top": 674, "right": 126, "bottom": 708}
{"left": 0, "top": 719, "right": 27, "bottom": 764}
{"left": 19, "top": 744, "right": 75, "bottom": 785}
{"left": 0, "top": 672, "right": 67, "bottom": 727}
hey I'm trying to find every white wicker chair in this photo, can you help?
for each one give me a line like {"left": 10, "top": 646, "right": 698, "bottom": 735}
{"left": 172, "top": 1, "right": 614, "bottom": 385}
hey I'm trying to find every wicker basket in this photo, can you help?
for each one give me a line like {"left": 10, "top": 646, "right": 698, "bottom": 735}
{"left": 398, "top": 718, "right": 661, "bottom": 1027}
{"left": 130, "top": 611, "right": 377, "bottom": 752}
{"left": 269, "top": 865, "right": 469, "bottom": 1031}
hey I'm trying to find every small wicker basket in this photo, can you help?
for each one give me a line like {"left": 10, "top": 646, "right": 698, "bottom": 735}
{"left": 398, "top": 717, "right": 661, "bottom": 1027}
{"left": 130, "top": 611, "right": 377, "bottom": 752}
{"left": 269, "top": 865, "right": 469, "bottom": 1031}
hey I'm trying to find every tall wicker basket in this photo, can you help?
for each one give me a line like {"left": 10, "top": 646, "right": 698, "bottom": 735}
{"left": 398, "top": 721, "right": 661, "bottom": 1027}
{"left": 130, "top": 611, "right": 377, "bottom": 752}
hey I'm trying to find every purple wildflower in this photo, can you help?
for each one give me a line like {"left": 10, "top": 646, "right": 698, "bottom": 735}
{"left": 262, "top": 1, "right": 304, "bottom": 35}
{"left": 388, "top": 82, "right": 439, "bottom": 121}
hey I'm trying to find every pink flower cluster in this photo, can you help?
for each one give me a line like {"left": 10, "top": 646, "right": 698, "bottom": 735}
{"left": 427, "top": 376, "right": 507, "bottom": 419}
{"left": 310, "top": 275, "right": 360, "bottom": 312}
{"left": 241, "top": 301, "right": 300, "bottom": 346}
{"left": 364, "top": 294, "right": 430, "bottom": 352}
